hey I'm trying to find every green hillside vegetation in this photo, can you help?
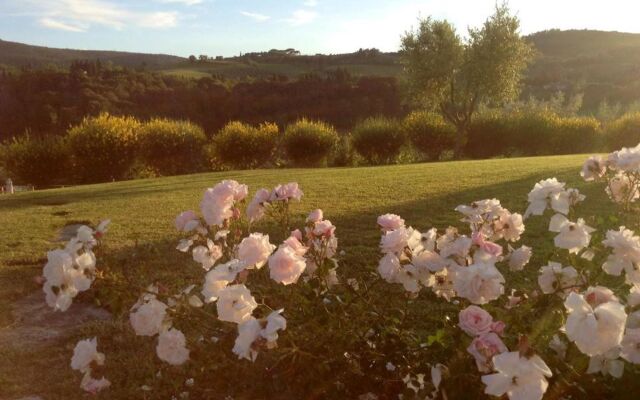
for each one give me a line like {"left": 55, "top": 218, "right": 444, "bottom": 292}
{"left": 0, "top": 38, "right": 184, "bottom": 68}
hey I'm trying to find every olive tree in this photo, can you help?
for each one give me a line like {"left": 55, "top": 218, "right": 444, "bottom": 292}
{"left": 401, "top": 4, "right": 533, "bottom": 156}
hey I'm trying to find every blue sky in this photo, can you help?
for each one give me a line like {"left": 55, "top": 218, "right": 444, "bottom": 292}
{"left": 1, "top": 0, "right": 639, "bottom": 57}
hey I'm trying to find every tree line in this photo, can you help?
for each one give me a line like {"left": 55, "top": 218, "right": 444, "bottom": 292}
{"left": 0, "top": 62, "right": 402, "bottom": 141}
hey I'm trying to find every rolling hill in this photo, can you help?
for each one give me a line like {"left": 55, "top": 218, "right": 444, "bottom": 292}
{"left": 0, "top": 38, "right": 185, "bottom": 69}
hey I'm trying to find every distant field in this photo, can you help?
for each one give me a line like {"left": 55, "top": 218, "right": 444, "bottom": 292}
{"left": 2, "top": 154, "right": 629, "bottom": 399}
{"left": 160, "top": 60, "right": 402, "bottom": 79}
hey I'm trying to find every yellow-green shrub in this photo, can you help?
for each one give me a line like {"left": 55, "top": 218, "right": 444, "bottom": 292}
{"left": 138, "top": 119, "right": 207, "bottom": 176}
{"left": 67, "top": 113, "right": 140, "bottom": 183}
{"left": 283, "top": 119, "right": 338, "bottom": 167}
{"left": 552, "top": 116, "right": 602, "bottom": 154}
{"left": 214, "top": 121, "right": 279, "bottom": 169}
{"left": 352, "top": 117, "right": 404, "bottom": 165}
{"left": 0, "top": 134, "right": 70, "bottom": 187}
{"left": 606, "top": 112, "right": 640, "bottom": 150}
{"left": 404, "top": 112, "right": 456, "bottom": 160}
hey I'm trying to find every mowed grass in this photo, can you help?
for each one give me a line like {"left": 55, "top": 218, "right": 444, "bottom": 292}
{"left": 2, "top": 154, "right": 634, "bottom": 399}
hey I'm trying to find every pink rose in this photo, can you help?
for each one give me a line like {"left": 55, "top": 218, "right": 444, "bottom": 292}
{"left": 283, "top": 235, "right": 308, "bottom": 257}
{"left": 268, "top": 245, "right": 307, "bottom": 285}
{"left": 307, "top": 209, "right": 324, "bottom": 223}
{"left": 313, "top": 220, "right": 336, "bottom": 238}
{"left": 472, "top": 232, "right": 503, "bottom": 258}
{"left": 291, "top": 229, "right": 303, "bottom": 241}
{"left": 272, "top": 182, "right": 303, "bottom": 202}
{"left": 175, "top": 210, "right": 198, "bottom": 231}
{"left": 458, "top": 305, "right": 494, "bottom": 336}
{"left": 246, "top": 188, "right": 270, "bottom": 222}
{"left": 237, "top": 233, "right": 275, "bottom": 269}
{"left": 377, "top": 214, "right": 405, "bottom": 232}
{"left": 490, "top": 321, "right": 506, "bottom": 336}
{"left": 466, "top": 332, "right": 508, "bottom": 373}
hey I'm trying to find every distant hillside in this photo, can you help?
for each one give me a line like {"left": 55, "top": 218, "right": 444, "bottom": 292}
{"left": 0, "top": 39, "right": 185, "bottom": 68}
{"left": 523, "top": 30, "right": 640, "bottom": 110}
{"left": 3, "top": 30, "right": 640, "bottom": 111}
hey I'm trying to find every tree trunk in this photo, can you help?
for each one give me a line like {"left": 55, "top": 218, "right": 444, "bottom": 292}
{"left": 453, "top": 123, "right": 466, "bottom": 158}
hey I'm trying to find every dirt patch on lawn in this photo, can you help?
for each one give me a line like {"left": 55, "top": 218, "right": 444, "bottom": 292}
{"left": 0, "top": 291, "right": 111, "bottom": 350}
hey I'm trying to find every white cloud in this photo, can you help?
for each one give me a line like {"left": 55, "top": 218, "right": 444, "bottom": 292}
{"left": 158, "top": 0, "right": 203, "bottom": 5}
{"left": 20, "top": 0, "right": 182, "bottom": 31}
{"left": 139, "top": 12, "right": 178, "bottom": 28}
{"left": 303, "top": 0, "right": 318, "bottom": 6}
{"left": 285, "top": 9, "right": 317, "bottom": 26}
{"left": 39, "top": 17, "right": 85, "bottom": 32}
{"left": 240, "top": 11, "right": 270, "bottom": 22}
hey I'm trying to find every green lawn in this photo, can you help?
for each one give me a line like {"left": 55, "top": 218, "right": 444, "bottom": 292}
{"left": 1, "top": 154, "right": 635, "bottom": 399}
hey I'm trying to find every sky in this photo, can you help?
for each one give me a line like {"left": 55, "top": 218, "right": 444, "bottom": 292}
{"left": 1, "top": 0, "right": 640, "bottom": 57}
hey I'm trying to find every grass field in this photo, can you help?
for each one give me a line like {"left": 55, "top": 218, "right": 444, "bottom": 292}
{"left": 1, "top": 154, "right": 636, "bottom": 399}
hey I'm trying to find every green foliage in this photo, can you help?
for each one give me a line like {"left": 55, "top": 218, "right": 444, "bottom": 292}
{"left": 552, "top": 116, "right": 602, "bottom": 154}
{"left": 0, "top": 134, "right": 69, "bottom": 187}
{"left": 403, "top": 111, "right": 456, "bottom": 159}
{"left": 466, "top": 111, "right": 603, "bottom": 158}
{"left": 351, "top": 117, "right": 404, "bottom": 165}
{"left": 138, "top": 119, "right": 207, "bottom": 176}
{"left": 401, "top": 4, "right": 533, "bottom": 154}
{"left": 605, "top": 112, "right": 640, "bottom": 150}
{"left": 331, "top": 133, "right": 356, "bottom": 167}
{"left": 283, "top": 119, "right": 338, "bottom": 167}
{"left": 214, "top": 121, "right": 280, "bottom": 169}
{"left": 67, "top": 113, "right": 140, "bottom": 183}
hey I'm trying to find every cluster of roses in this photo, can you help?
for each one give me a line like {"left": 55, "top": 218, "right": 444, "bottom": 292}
{"left": 40, "top": 220, "right": 110, "bottom": 393}
{"left": 458, "top": 306, "right": 553, "bottom": 400}
{"left": 581, "top": 143, "right": 640, "bottom": 207}
{"left": 41, "top": 220, "right": 109, "bottom": 311}
{"left": 376, "top": 198, "right": 529, "bottom": 305}
{"left": 126, "top": 179, "right": 339, "bottom": 368}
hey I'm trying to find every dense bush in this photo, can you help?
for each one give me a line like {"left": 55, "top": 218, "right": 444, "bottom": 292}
{"left": 283, "top": 119, "right": 338, "bottom": 166}
{"left": 351, "top": 117, "right": 404, "bottom": 165}
{"left": 331, "top": 133, "right": 356, "bottom": 167}
{"left": 67, "top": 114, "right": 140, "bottom": 183}
{"left": 552, "top": 116, "right": 602, "bottom": 154}
{"left": 214, "top": 121, "right": 279, "bottom": 169}
{"left": 606, "top": 112, "right": 640, "bottom": 150}
{"left": 403, "top": 111, "right": 456, "bottom": 160}
{"left": 0, "top": 135, "right": 70, "bottom": 187}
{"left": 466, "top": 111, "right": 603, "bottom": 158}
{"left": 138, "top": 119, "right": 207, "bottom": 176}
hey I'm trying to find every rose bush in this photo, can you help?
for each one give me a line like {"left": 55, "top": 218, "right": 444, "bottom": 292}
{"left": 39, "top": 142, "right": 640, "bottom": 398}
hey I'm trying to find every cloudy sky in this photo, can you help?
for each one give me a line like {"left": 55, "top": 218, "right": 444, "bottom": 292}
{"left": 0, "top": 0, "right": 639, "bottom": 57}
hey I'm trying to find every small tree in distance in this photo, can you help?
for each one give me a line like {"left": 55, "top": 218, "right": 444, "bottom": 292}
{"left": 401, "top": 3, "right": 533, "bottom": 156}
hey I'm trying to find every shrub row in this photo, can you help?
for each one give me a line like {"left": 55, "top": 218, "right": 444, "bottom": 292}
{"left": 3, "top": 111, "right": 636, "bottom": 187}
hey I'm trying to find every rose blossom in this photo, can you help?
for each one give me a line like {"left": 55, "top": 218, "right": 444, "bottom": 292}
{"left": 156, "top": 328, "right": 190, "bottom": 366}
{"left": 80, "top": 373, "right": 111, "bottom": 394}
{"left": 307, "top": 209, "right": 324, "bottom": 223}
{"left": 283, "top": 234, "right": 308, "bottom": 256}
{"left": 508, "top": 245, "right": 532, "bottom": 271}
{"left": 472, "top": 232, "right": 503, "bottom": 259}
{"left": 564, "top": 291, "right": 627, "bottom": 356}
{"left": 482, "top": 351, "right": 552, "bottom": 400}
{"left": 271, "top": 182, "right": 303, "bottom": 201}
{"left": 268, "top": 245, "right": 307, "bottom": 285}
{"left": 246, "top": 188, "right": 271, "bottom": 222}
{"left": 174, "top": 210, "right": 198, "bottom": 232}
{"left": 581, "top": 155, "right": 607, "bottom": 181}
{"left": 216, "top": 284, "right": 258, "bottom": 323}
{"left": 129, "top": 298, "right": 167, "bottom": 336}
{"left": 458, "top": 305, "right": 494, "bottom": 336}
{"left": 467, "top": 332, "right": 508, "bottom": 373}
{"left": 377, "top": 214, "right": 405, "bottom": 232}
{"left": 237, "top": 233, "right": 275, "bottom": 269}
{"left": 378, "top": 253, "right": 400, "bottom": 282}
{"left": 453, "top": 262, "right": 505, "bottom": 304}
{"left": 71, "top": 337, "right": 105, "bottom": 373}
